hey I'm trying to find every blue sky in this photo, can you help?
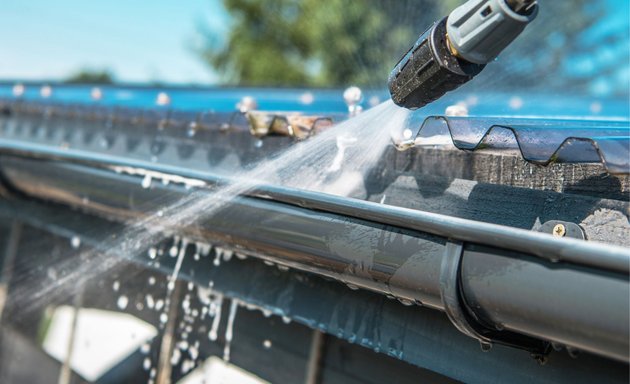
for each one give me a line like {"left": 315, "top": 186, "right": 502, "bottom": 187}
{"left": 0, "top": 0, "right": 228, "bottom": 84}
{"left": 0, "top": 0, "right": 627, "bottom": 92}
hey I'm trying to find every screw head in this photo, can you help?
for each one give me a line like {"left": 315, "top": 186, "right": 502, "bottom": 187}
{"left": 553, "top": 223, "right": 566, "bottom": 237}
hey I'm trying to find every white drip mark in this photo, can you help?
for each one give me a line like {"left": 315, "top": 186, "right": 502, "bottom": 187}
{"left": 142, "top": 174, "right": 152, "bottom": 189}
{"left": 143, "top": 357, "right": 151, "bottom": 370}
{"left": 167, "top": 238, "right": 187, "bottom": 292}
{"left": 223, "top": 299, "right": 239, "bottom": 362}
{"left": 213, "top": 247, "right": 223, "bottom": 266}
{"left": 208, "top": 295, "right": 223, "bottom": 341}
{"left": 181, "top": 359, "right": 195, "bottom": 374}
{"left": 171, "top": 348, "right": 181, "bottom": 365}
{"left": 146, "top": 294, "right": 155, "bottom": 309}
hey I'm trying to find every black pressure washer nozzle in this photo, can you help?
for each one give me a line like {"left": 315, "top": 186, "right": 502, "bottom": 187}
{"left": 388, "top": 0, "right": 538, "bottom": 110}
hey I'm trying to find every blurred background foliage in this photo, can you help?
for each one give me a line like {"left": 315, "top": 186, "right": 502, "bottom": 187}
{"left": 64, "top": 69, "right": 115, "bottom": 84}
{"left": 199, "top": 0, "right": 628, "bottom": 96}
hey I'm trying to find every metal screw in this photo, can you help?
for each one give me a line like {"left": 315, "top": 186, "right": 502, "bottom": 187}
{"left": 553, "top": 223, "right": 566, "bottom": 238}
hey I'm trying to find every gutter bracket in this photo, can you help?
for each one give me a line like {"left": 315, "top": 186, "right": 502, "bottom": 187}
{"left": 440, "top": 241, "right": 551, "bottom": 362}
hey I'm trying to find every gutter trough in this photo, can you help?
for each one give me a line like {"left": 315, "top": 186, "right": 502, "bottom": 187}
{"left": 0, "top": 140, "right": 628, "bottom": 363}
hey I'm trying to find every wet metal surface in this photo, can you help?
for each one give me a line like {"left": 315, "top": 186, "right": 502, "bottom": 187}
{"left": 1, "top": 99, "right": 629, "bottom": 174}
{"left": 394, "top": 115, "right": 630, "bottom": 174}
{"left": 0, "top": 198, "right": 628, "bottom": 384}
{"left": 0, "top": 155, "right": 627, "bottom": 363}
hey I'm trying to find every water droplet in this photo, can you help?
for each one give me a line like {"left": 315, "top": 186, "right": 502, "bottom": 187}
{"left": 346, "top": 283, "right": 359, "bottom": 291}
{"left": 90, "top": 87, "right": 103, "bottom": 101}
{"left": 117, "top": 295, "right": 129, "bottom": 310}
{"left": 143, "top": 357, "right": 151, "bottom": 370}
{"left": 181, "top": 359, "right": 195, "bottom": 374}
{"left": 299, "top": 92, "right": 314, "bottom": 105}
{"left": 170, "top": 348, "right": 181, "bottom": 365}
{"left": 141, "top": 343, "right": 151, "bottom": 354}
{"left": 160, "top": 313, "right": 168, "bottom": 324}
{"left": 480, "top": 342, "right": 492, "bottom": 352}
{"left": 142, "top": 174, "right": 152, "bottom": 189}
{"left": 146, "top": 294, "right": 155, "bottom": 309}
{"left": 263, "top": 339, "right": 272, "bottom": 349}
{"left": 12, "top": 83, "right": 25, "bottom": 97}
{"left": 40, "top": 85, "right": 53, "bottom": 98}
{"left": 155, "top": 299, "right": 164, "bottom": 311}
{"left": 156, "top": 92, "right": 171, "bottom": 106}
{"left": 148, "top": 276, "right": 156, "bottom": 285}
{"left": 398, "top": 298, "right": 413, "bottom": 306}
{"left": 70, "top": 236, "right": 81, "bottom": 249}
{"left": 187, "top": 122, "right": 197, "bottom": 137}
{"left": 509, "top": 96, "right": 524, "bottom": 110}
{"left": 178, "top": 340, "right": 189, "bottom": 351}
{"left": 189, "top": 344, "right": 199, "bottom": 360}
{"left": 112, "top": 281, "right": 120, "bottom": 291}
{"left": 282, "top": 316, "right": 292, "bottom": 324}
{"left": 156, "top": 210, "right": 164, "bottom": 217}
{"left": 148, "top": 247, "right": 157, "bottom": 259}
{"left": 169, "top": 242, "right": 179, "bottom": 257}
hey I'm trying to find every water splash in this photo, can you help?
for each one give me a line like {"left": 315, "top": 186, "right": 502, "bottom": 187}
{"left": 8, "top": 101, "right": 410, "bottom": 362}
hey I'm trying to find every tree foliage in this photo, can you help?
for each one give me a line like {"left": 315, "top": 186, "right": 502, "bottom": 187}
{"left": 64, "top": 69, "right": 114, "bottom": 84}
{"left": 200, "top": 0, "right": 609, "bottom": 92}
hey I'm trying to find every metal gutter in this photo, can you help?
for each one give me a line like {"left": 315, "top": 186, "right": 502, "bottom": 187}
{"left": 0, "top": 142, "right": 628, "bottom": 363}
{"left": 0, "top": 138, "right": 627, "bottom": 273}
{"left": 2, "top": 199, "right": 627, "bottom": 384}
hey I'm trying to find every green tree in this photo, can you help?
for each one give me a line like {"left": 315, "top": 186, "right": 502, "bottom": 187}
{"left": 64, "top": 69, "right": 115, "bottom": 84}
{"left": 201, "top": 0, "right": 443, "bottom": 87}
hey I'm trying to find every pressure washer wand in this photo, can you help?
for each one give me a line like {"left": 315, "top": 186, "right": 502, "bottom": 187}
{"left": 388, "top": 0, "right": 538, "bottom": 110}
